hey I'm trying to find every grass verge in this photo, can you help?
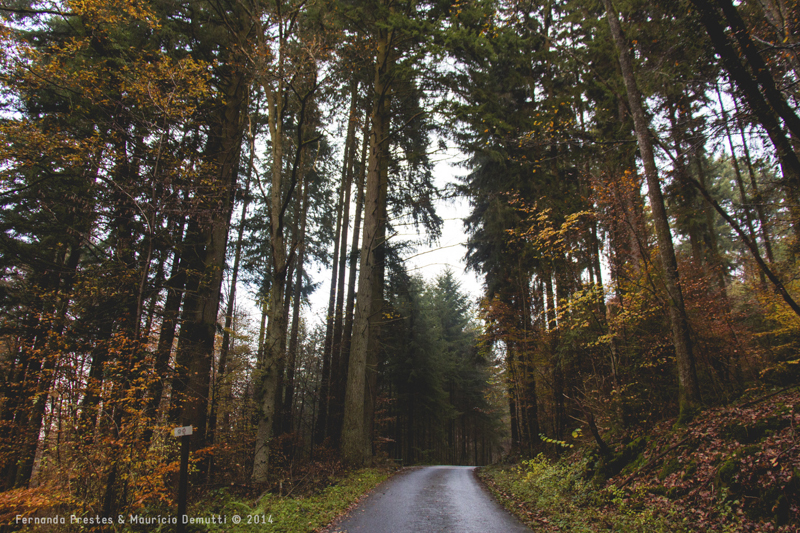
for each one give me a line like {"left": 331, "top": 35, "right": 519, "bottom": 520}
{"left": 184, "top": 468, "right": 389, "bottom": 533}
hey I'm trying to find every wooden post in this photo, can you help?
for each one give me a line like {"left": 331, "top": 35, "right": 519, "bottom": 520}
{"left": 173, "top": 426, "right": 192, "bottom": 533}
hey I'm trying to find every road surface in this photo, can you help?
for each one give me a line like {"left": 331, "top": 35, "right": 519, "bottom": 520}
{"left": 328, "top": 465, "right": 532, "bottom": 533}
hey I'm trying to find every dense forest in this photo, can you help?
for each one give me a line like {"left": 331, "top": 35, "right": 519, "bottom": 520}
{"left": 0, "top": 0, "right": 799, "bottom": 527}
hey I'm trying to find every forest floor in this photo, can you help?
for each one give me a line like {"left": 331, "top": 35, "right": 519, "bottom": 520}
{"left": 478, "top": 386, "right": 800, "bottom": 532}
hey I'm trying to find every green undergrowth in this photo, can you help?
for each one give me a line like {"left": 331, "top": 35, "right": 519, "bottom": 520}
{"left": 204, "top": 468, "right": 388, "bottom": 533}
{"left": 479, "top": 456, "right": 687, "bottom": 532}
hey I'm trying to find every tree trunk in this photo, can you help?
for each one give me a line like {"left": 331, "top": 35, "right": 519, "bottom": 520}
{"left": 142, "top": 223, "right": 185, "bottom": 443}
{"left": 329, "top": 81, "right": 361, "bottom": 446}
{"left": 316, "top": 163, "right": 345, "bottom": 445}
{"left": 283, "top": 152, "right": 311, "bottom": 435}
{"left": 342, "top": 26, "right": 393, "bottom": 465}
{"left": 252, "top": 78, "right": 289, "bottom": 482}
{"left": 252, "top": 58, "right": 317, "bottom": 482}
{"left": 14, "top": 244, "right": 82, "bottom": 487}
{"left": 170, "top": 70, "right": 245, "bottom": 473}
{"left": 667, "top": 102, "right": 706, "bottom": 267}
{"left": 207, "top": 114, "right": 256, "bottom": 480}
{"left": 714, "top": 0, "right": 800, "bottom": 140}
{"left": 733, "top": 93, "right": 775, "bottom": 263}
{"left": 604, "top": 0, "right": 702, "bottom": 420}
{"left": 335, "top": 117, "right": 370, "bottom": 444}
{"left": 716, "top": 84, "right": 762, "bottom": 274}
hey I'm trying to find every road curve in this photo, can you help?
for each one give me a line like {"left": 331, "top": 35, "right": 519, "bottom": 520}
{"left": 328, "top": 465, "right": 532, "bottom": 533}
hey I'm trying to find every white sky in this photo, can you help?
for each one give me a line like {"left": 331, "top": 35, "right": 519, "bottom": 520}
{"left": 303, "top": 156, "right": 484, "bottom": 326}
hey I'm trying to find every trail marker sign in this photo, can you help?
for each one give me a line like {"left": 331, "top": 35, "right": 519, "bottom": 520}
{"left": 173, "top": 425, "right": 193, "bottom": 438}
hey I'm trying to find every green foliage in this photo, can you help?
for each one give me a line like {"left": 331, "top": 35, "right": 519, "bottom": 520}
{"left": 198, "top": 468, "right": 388, "bottom": 533}
{"left": 379, "top": 267, "right": 505, "bottom": 464}
{"left": 539, "top": 434, "right": 574, "bottom": 449}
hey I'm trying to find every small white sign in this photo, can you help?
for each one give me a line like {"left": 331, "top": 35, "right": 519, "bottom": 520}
{"left": 173, "top": 426, "right": 193, "bottom": 437}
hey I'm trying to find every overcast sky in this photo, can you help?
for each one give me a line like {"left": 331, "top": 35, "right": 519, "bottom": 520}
{"left": 302, "top": 155, "right": 485, "bottom": 326}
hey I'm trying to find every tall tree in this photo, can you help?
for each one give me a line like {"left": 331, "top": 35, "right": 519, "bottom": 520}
{"left": 168, "top": 0, "right": 254, "bottom": 473}
{"left": 251, "top": 0, "right": 325, "bottom": 481}
{"left": 603, "top": 0, "right": 701, "bottom": 419}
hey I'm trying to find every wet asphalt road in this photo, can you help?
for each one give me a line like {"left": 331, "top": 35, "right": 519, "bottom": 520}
{"left": 329, "top": 466, "right": 533, "bottom": 533}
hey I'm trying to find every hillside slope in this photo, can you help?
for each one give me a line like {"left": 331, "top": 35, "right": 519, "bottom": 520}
{"left": 479, "top": 387, "right": 799, "bottom": 532}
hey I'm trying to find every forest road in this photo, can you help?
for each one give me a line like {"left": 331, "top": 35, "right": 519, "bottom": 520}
{"left": 327, "top": 465, "right": 532, "bottom": 533}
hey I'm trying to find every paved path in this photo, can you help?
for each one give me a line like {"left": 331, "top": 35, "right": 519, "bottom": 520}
{"left": 329, "top": 465, "right": 532, "bottom": 533}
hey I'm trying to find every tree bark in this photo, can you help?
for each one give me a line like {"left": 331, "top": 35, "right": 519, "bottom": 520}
{"left": 716, "top": 85, "right": 761, "bottom": 265}
{"left": 207, "top": 113, "right": 256, "bottom": 477}
{"left": 333, "top": 119, "right": 369, "bottom": 445}
{"left": 14, "top": 244, "right": 81, "bottom": 487}
{"left": 252, "top": 76, "right": 289, "bottom": 482}
{"left": 316, "top": 159, "right": 346, "bottom": 444}
{"left": 713, "top": 0, "right": 800, "bottom": 139}
{"left": 733, "top": 93, "right": 775, "bottom": 263}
